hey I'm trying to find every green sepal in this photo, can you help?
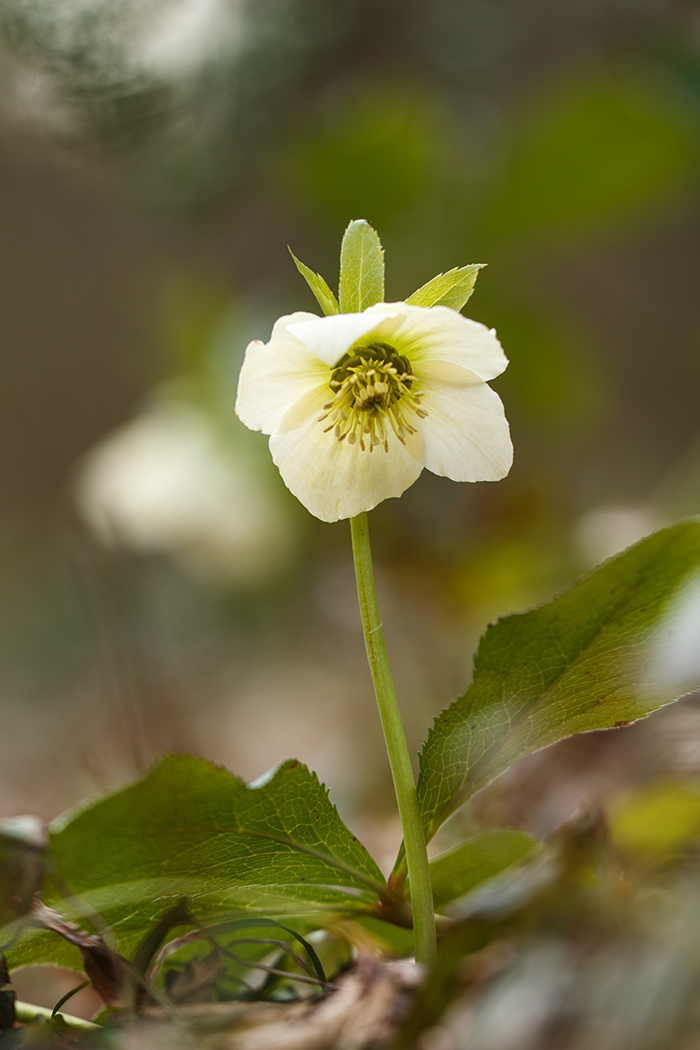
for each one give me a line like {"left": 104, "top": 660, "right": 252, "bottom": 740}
{"left": 405, "top": 265, "right": 485, "bottom": 312}
{"left": 338, "top": 220, "right": 384, "bottom": 313}
{"left": 289, "top": 249, "right": 340, "bottom": 315}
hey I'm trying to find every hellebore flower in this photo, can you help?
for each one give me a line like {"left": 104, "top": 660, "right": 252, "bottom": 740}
{"left": 77, "top": 398, "right": 298, "bottom": 583}
{"left": 235, "top": 302, "right": 512, "bottom": 522}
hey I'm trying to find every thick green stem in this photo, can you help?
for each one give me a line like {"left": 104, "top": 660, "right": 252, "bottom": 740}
{"left": 350, "top": 512, "right": 436, "bottom": 967}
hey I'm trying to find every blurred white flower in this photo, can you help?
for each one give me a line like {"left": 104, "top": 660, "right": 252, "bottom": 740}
{"left": 574, "top": 505, "right": 662, "bottom": 567}
{"left": 647, "top": 568, "right": 700, "bottom": 695}
{"left": 235, "top": 302, "right": 512, "bottom": 522}
{"left": 137, "top": 0, "right": 243, "bottom": 77}
{"left": 76, "top": 399, "right": 297, "bottom": 585}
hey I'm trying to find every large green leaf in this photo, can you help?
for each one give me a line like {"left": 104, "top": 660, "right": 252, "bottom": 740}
{"left": 338, "top": 220, "right": 384, "bottom": 313}
{"left": 415, "top": 522, "right": 700, "bottom": 850}
{"left": 10, "top": 755, "right": 386, "bottom": 968}
{"left": 405, "top": 265, "right": 484, "bottom": 312}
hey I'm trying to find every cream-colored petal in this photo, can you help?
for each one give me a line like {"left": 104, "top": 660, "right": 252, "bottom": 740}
{"left": 235, "top": 312, "right": 330, "bottom": 435}
{"left": 277, "top": 382, "right": 330, "bottom": 433}
{"left": 272, "top": 310, "right": 322, "bottom": 338}
{"left": 416, "top": 360, "right": 513, "bottom": 482}
{"left": 287, "top": 311, "right": 400, "bottom": 368}
{"left": 269, "top": 419, "right": 424, "bottom": 522}
{"left": 366, "top": 302, "right": 508, "bottom": 382}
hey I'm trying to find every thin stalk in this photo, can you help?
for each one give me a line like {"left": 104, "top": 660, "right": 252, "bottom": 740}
{"left": 350, "top": 512, "right": 436, "bottom": 967}
{"left": 15, "top": 1001, "right": 101, "bottom": 1031}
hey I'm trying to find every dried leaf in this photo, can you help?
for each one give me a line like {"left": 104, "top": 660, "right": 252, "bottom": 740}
{"left": 0, "top": 816, "right": 47, "bottom": 928}
{"left": 30, "top": 902, "right": 128, "bottom": 1008}
{"left": 165, "top": 950, "right": 224, "bottom": 1003}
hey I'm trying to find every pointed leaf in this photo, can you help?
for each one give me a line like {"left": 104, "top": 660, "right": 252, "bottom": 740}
{"left": 416, "top": 522, "right": 700, "bottom": 847}
{"left": 289, "top": 249, "right": 340, "bottom": 316}
{"left": 10, "top": 755, "right": 386, "bottom": 968}
{"left": 338, "top": 220, "right": 384, "bottom": 313}
{"left": 428, "top": 830, "right": 538, "bottom": 908}
{"left": 405, "top": 265, "right": 485, "bottom": 312}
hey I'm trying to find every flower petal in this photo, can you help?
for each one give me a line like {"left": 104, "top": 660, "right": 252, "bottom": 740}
{"left": 287, "top": 312, "right": 400, "bottom": 368}
{"left": 416, "top": 360, "right": 513, "bottom": 482}
{"left": 366, "top": 302, "right": 508, "bottom": 381}
{"left": 277, "top": 383, "right": 330, "bottom": 433}
{"left": 269, "top": 420, "right": 424, "bottom": 522}
{"left": 235, "top": 312, "right": 329, "bottom": 434}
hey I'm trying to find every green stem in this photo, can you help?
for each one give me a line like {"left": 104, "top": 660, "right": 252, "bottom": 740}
{"left": 15, "top": 1001, "right": 101, "bottom": 1031}
{"left": 350, "top": 512, "right": 436, "bottom": 967}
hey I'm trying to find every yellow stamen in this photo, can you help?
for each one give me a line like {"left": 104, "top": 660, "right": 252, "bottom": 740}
{"left": 320, "top": 343, "right": 427, "bottom": 451}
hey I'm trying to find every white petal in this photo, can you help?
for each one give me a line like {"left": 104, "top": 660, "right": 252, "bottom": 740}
{"left": 277, "top": 383, "right": 330, "bottom": 433}
{"left": 271, "top": 310, "right": 322, "bottom": 337}
{"left": 269, "top": 420, "right": 424, "bottom": 522}
{"left": 416, "top": 360, "right": 513, "bottom": 482}
{"left": 287, "top": 312, "right": 399, "bottom": 368}
{"left": 366, "top": 302, "right": 508, "bottom": 381}
{"left": 235, "top": 312, "right": 329, "bottom": 435}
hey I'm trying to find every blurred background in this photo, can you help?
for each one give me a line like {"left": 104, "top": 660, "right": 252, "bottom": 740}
{"left": 1, "top": 0, "right": 700, "bottom": 868}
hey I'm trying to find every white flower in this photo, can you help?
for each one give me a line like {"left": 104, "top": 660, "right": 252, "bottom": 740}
{"left": 235, "top": 302, "right": 513, "bottom": 522}
{"left": 75, "top": 398, "right": 298, "bottom": 584}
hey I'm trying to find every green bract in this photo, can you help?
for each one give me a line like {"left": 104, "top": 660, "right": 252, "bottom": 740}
{"left": 338, "top": 219, "right": 384, "bottom": 313}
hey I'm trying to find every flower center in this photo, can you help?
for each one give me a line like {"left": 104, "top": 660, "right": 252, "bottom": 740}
{"left": 317, "top": 342, "right": 427, "bottom": 452}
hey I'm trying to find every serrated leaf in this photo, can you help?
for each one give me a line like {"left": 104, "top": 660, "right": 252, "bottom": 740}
{"left": 428, "top": 830, "right": 538, "bottom": 908}
{"left": 10, "top": 755, "right": 386, "bottom": 969}
{"left": 338, "top": 220, "right": 384, "bottom": 313}
{"left": 405, "top": 265, "right": 485, "bottom": 312}
{"left": 289, "top": 249, "right": 339, "bottom": 316}
{"left": 415, "top": 522, "right": 700, "bottom": 850}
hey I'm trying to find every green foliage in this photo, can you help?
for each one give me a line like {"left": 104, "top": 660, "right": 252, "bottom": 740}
{"left": 471, "top": 290, "right": 602, "bottom": 429}
{"left": 351, "top": 916, "right": 416, "bottom": 956}
{"left": 415, "top": 522, "right": 700, "bottom": 850}
{"left": 405, "top": 265, "right": 485, "bottom": 312}
{"left": 481, "top": 69, "right": 698, "bottom": 240}
{"left": 609, "top": 779, "right": 700, "bottom": 860}
{"left": 338, "top": 220, "right": 385, "bottom": 313}
{"left": 428, "top": 830, "right": 538, "bottom": 908}
{"left": 162, "top": 274, "right": 233, "bottom": 379}
{"left": 288, "top": 249, "right": 340, "bottom": 315}
{"left": 281, "top": 83, "right": 438, "bottom": 228}
{"left": 10, "top": 755, "right": 385, "bottom": 969}
{"left": 146, "top": 915, "right": 333, "bottom": 1002}
{"left": 12, "top": 522, "right": 700, "bottom": 977}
